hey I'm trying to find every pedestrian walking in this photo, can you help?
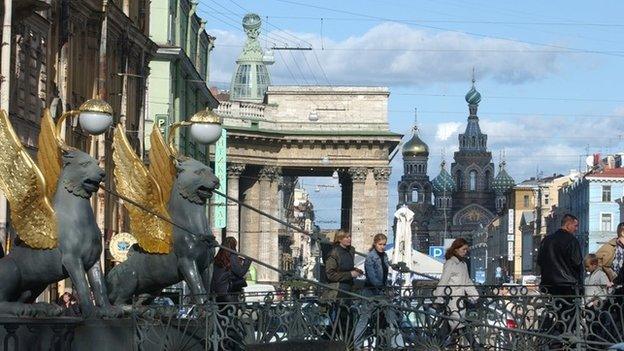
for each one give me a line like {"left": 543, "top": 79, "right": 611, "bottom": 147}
{"left": 596, "top": 222, "right": 624, "bottom": 282}
{"left": 322, "top": 231, "right": 362, "bottom": 345}
{"left": 211, "top": 237, "right": 251, "bottom": 303}
{"left": 537, "top": 214, "right": 583, "bottom": 347}
{"left": 433, "top": 238, "right": 480, "bottom": 348}
{"left": 584, "top": 254, "right": 610, "bottom": 308}
{"left": 354, "top": 233, "right": 404, "bottom": 350}
{"left": 537, "top": 214, "right": 583, "bottom": 296}
{"left": 323, "top": 231, "right": 362, "bottom": 299}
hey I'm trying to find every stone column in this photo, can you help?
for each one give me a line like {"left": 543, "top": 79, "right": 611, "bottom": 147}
{"left": 373, "top": 167, "right": 391, "bottom": 238}
{"left": 339, "top": 173, "right": 352, "bottom": 232}
{"left": 349, "top": 167, "right": 369, "bottom": 253}
{"left": 269, "top": 167, "right": 282, "bottom": 276}
{"left": 257, "top": 166, "right": 280, "bottom": 283}
{"left": 226, "top": 163, "right": 245, "bottom": 243}
{"left": 239, "top": 171, "right": 260, "bottom": 261}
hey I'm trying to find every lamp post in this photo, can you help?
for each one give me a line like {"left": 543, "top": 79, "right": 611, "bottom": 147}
{"left": 167, "top": 108, "right": 223, "bottom": 153}
{"left": 55, "top": 98, "right": 114, "bottom": 137}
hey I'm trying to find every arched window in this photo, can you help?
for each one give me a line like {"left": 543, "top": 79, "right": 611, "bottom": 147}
{"left": 469, "top": 170, "right": 477, "bottom": 191}
{"left": 411, "top": 187, "right": 419, "bottom": 203}
{"left": 484, "top": 170, "right": 491, "bottom": 189}
{"left": 472, "top": 136, "right": 476, "bottom": 147}
{"left": 456, "top": 170, "right": 463, "bottom": 189}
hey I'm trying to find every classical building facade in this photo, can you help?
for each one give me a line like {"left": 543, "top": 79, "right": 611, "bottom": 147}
{"left": 0, "top": 0, "right": 157, "bottom": 298}
{"left": 397, "top": 82, "right": 515, "bottom": 252}
{"left": 215, "top": 15, "right": 400, "bottom": 283}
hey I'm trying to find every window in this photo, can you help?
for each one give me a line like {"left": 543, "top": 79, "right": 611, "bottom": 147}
{"left": 544, "top": 194, "right": 550, "bottom": 205}
{"left": 523, "top": 195, "right": 530, "bottom": 207}
{"left": 484, "top": 170, "right": 491, "bottom": 189}
{"left": 411, "top": 188, "right": 419, "bottom": 203}
{"left": 469, "top": 170, "right": 477, "bottom": 191}
{"left": 601, "top": 213, "right": 613, "bottom": 232}
{"left": 456, "top": 170, "right": 463, "bottom": 189}
{"left": 602, "top": 186, "right": 612, "bottom": 202}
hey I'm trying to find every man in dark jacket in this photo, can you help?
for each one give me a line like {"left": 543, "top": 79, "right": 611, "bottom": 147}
{"left": 537, "top": 214, "right": 583, "bottom": 295}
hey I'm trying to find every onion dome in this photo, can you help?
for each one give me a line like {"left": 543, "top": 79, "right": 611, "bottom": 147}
{"left": 402, "top": 126, "right": 429, "bottom": 157}
{"left": 465, "top": 84, "right": 481, "bottom": 105}
{"left": 492, "top": 161, "right": 515, "bottom": 194}
{"left": 432, "top": 161, "right": 456, "bottom": 194}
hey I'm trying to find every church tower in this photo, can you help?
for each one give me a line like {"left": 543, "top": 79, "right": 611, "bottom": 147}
{"left": 398, "top": 111, "right": 432, "bottom": 206}
{"left": 398, "top": 111, "right": 434, "bottom": 250}
{"left": 450, "top": 78, "right": 496, "bottom": 214}
{"left": 492, "top": 160, "right": 516, "bottom": 213}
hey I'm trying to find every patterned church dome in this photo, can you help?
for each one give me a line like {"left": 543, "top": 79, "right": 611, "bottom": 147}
{"left": 432, "top": 161, "right": 456, "bottom": 194}
{"left": 465, "top": 85, "right": 482, "bottom": 105}
{"left": 492, "top": 161, "right": 515, "bottom": 194}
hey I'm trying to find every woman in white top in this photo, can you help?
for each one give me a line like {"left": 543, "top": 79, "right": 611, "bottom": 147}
{"left": 433, "top": 237, "right": 479, "bottom": 331}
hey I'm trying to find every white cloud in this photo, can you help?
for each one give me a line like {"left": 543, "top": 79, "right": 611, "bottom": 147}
{"left": 435, "top": 122, "right": 463, "bottom": 141}
{"left": 208, "top": 22, "right": 566, "bottom": 87}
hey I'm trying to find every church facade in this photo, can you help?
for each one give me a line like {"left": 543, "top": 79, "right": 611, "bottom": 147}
{"left": 397, "top": 82, "right": 515, "bottom": 251}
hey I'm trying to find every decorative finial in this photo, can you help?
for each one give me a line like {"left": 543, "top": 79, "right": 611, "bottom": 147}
{"left": 472, "top": 67, "right": 476, "bottom": 85}
{"left": 414, "top": 107, "right": 418, "bottom": 126}
{"left": 441, "top": 159, "right": 446, "bottom": 169}
{"left": 412, "top": 107, "right": 419, "bottom": 134}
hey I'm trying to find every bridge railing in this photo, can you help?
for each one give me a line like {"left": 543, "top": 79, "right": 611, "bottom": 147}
{"left": 131, "top": 285, "right": 624, "bottom": 351}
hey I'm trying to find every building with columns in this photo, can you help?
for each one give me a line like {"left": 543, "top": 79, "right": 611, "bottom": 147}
{"left": 397, "top": 81, "right": 515, "bottom": 252}
{"left": 216, "top": 14, "right": 400, "bottom": 283}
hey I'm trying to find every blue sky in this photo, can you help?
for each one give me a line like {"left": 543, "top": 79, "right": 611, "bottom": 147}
{"left": 199, "top": 0, "right": 624, "bottom": 230}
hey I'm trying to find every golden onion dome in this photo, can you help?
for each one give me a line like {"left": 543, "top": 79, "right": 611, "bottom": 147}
{"left": 402, "top": 128, "right": 429, "bottom": 157}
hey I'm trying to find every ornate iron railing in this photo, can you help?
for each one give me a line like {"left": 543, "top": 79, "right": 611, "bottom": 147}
{"left": 129, "top": 285, "right": 624, "bottom": 351}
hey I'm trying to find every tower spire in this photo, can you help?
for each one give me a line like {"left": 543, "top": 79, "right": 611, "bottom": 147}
{"left": 472, "top": 67, "right": 476, "bottom": 85}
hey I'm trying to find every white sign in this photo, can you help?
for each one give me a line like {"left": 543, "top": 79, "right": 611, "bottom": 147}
{"left": 508, "top": 209, "right": 514, "bottom": 234}
{"left": 444, "top": 238, "right": 454, "bottom": 250}
{"left": 507, "top": 241, "right": 514, "bottom": 261}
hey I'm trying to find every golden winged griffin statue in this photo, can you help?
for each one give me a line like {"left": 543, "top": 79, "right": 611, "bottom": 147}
{"left": 0, "top": 109, "right": 117, "bottom": 317}
{"left": 106, "top": 124, "right": 220, "bottom": 305}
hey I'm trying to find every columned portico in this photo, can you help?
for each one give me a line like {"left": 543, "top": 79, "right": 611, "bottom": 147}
{"left": 216, "top": 86, "right": 401, "bottom": 282}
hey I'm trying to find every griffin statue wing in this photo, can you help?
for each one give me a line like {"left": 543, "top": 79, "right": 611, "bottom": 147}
{"left": 36, "top": 109, "right": 62, "bottom": 200}
{"left": 112, "top": 126, "right": 172, "bottom": 254}
{"left": 0, "top": 110, "right": 57, "bottom": 249}
{"left": 148, "top": 124, "right": 176, "bottom": 203}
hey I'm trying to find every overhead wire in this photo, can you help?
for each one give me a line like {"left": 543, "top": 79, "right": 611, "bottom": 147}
{"left": 198, "top": 2, "right": 297, "bottom": 49}
{"left": 201, "top": 12, "right": 624, "bottom": 28}
{"left": 272, "top": 0, "right": 624, "bottom": 58}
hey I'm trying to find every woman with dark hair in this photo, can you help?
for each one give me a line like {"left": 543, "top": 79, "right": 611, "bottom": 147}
{"left": 57, "top": 291, "right": 80, "bottom": 317}
{"left": 433, "top": 238, "right": 479, "bottom": 335}
{"left": 211, "top": 237, "right": 251, "bottom": 302}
